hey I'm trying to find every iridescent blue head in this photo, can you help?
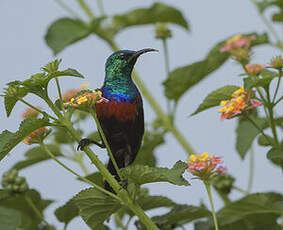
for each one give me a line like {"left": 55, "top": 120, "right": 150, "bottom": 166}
{"left": 105, "top": 49, "right": 157, "bottom": 79}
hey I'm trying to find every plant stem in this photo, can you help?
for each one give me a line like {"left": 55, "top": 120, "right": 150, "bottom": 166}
{"left": 249, "top": 0, "right": 281, "bottom": 43}
{"left": 64, "top": 123, "right": 160, "bottom": 230}
{"left": 76, "top": 154, "right": 89, "bottom": 175}
{"left": 19, "top": 98, "right": 58, "bottom": 121}
{"left": 204, "top": 182, "right": 219, "bottom": 230}
{"left": 54, "top": 0, "right": 80, "bottom": 18}
{"left": 272, "top": 69, "right": 282, "bottom": 103}
{"left": 77, "top": 0, "right": 95, "bottom": 20}
{"left": 96, "top": 0, "right": 105, "bottom": 16}
{"left": 232, "top": 185, "right": 248, "bottom": 195}
{"left": 247, "top": 146, "right": 254, "bottom": 194}
{"left": 274, "top": 95, "right": 283, "bottom": 106}
{"left": 115, "top": 213, "right": 127, "bottom": 230}
{"left": 281, "top": 214, "right": 283, "bottom": 230}
{"left": 89, "top": 109, "right": 122, "bottom": 180}
{"left": 265, "top": 88, "right": 280, "bottom": 148}
{"left": 40, "top": 142, "right": 119, "bottom": 200}
{"left": 55, "top": 77, "right": 66, "bottom": 115}
{"left": 25, "top": 195, "right": 52, "bottom": 230}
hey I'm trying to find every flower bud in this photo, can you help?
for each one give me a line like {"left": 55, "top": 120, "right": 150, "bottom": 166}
{"left": 270, "top": 56, "right": 283, "bottom": 69}
{"left": 155, "top": 23, "right": 172, "bottom": 40}
{"left": 23, "top": 127, "right": 49, "bottom": 145}
{"left": 245, "top": 64, "right": 265, "bottom": 75}
{"left": 22, "top": 107, "right": 41, "bottom": 119}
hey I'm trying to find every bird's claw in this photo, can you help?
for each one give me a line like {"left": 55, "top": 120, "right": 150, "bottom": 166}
{"left": 77, "top": 138, "right": 92, "bottom": 151}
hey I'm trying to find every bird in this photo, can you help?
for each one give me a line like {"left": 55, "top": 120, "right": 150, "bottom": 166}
{"left": 77, "top": 49, "right": 157, "bottom": 192}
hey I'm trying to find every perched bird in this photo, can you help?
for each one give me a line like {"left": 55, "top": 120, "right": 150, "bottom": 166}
{"left": 78, "top": 49, "right": 157, "bottom": 192}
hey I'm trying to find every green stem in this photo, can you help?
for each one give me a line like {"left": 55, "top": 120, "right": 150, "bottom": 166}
{"left": 162, "top": 38, "right": 172, "bottom": 115}
{"left": 204, "top": 182, "right": 219, "bottom": 230}
{"left": 272, "top": 69, "right": 282, "bottom": 103}
{"left": 96, "top": 0, "right": 105, "bottom": 16}
{"left": 54, "top": 0, "right": 80, "bottom": 18}
{"left": 232, "top": 185, "right": 248, "bottom": 195}
{"left": 281, "top": 214, "right": 283, "bottom": 230}
{"left": 244, "top": 114, "right": 272, "bottom": 146}
{"left": 247, "top": 146, "right": 254, "bottom": 194}
{"left": 77, "top": 0, "right": 95, "bottom": 20}
{"left": 55, "top": 77, "right": 66, "bottom": 115}
{"left": 274, "top": 95, "right": 283, "bottom": 106}
{"left": 89, "top": 109, "right": 122, "bottom": 180}
{"left": 250, "top": 0, "right": 281, "bottom": 43}
{"left": 115, "top": 213, "right": 127, "bottom": 230}
{"left": 25, "top": 195, "right": 52, "bottom": 230}
{"left": 19, "top": 98, "right": 58, "bottom": 121}
{"left": 64, "top": 123, "right": 160, "bottom": 230}
{"left": 40, "top": 142, "right": 119, "bottom": 200}
{"left": 265, "top": 88, "right": 280, "bottom": 147}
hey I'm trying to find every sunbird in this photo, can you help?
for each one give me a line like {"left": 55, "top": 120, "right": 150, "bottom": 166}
{"left": 78, "top": 49, "right": 157, "bottom": 192}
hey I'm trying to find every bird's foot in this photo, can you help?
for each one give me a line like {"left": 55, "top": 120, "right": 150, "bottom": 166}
{"left": 77, "top": 138, "right": 106, "bottom": 151}
{"left": 119, "top": 177, "right": 128, "bottom": 189}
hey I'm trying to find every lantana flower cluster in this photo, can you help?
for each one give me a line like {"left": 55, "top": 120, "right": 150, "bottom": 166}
{"left": 64, "top": 90, "right": 108, "bottom": 108}
{"left": 218, "top": 87, "right": 262, "bottom": 120}
{"left": 220, "top": 34, "right": 256, "bottom": 63}
{"left": 23, "top": 127, "right": 49, "bottom": 145}
{"left": 187, "top": 152, "right": 223, "bottom": 180}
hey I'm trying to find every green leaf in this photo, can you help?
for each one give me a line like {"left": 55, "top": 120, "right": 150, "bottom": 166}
{"left": 196, "top": 193, "right": 283, "bottom": 230}
{"left": 74, "top": 188, "right": 121, "bottom": 229}
{"left": 0, "top": 207, "right": 21, "bottom": 230}
{"left": 236, "top": 117, "right": 267, "bottom": 159}
{"left": 12, "top": 144, "right": 62, "bottom": 170}
{"left": 0, "top": 117, "right": 50, "bottom": 162}
{"left": 3, "top": 81, "right": 28, "bottom": 117}
{"left": 244, "top": 69, "right": 278, "bottom": 90}
{"left": 113, "top": 3, "right": 189, "bottom": 33}
{"left": 191, "top": 85, "right": 239, "bottom": 116}
{"left": 55, "top": 197, "right": 78, "bottom": 228}
{"left": 267, "top": 147, "right": 283, "bottom": 168}
{"left": 121, "top": 160, "right": 190, "bottom": 186}
{"left": 45, "top": 18, "right": 91, "bottom": 55}
{"left": 79, "top": 172, "right": 104, "bottom": 187}
{"left": 54, "top": 127, "right": 76, "bottom": 144}
{"left": 0, "top": 189, "right": 52, "bottom": 230}
{"left": 257, "top": 134, "right": 274, "bottom": 146}
{"left": 138, "top": 205, "right": 210, "bottom": 230}
{"left": 272, "top": 12, "right": 283, "bottom": 22}
{"left": 55, "top": 68, "right": 84, "bottom": 78}
{"left": 163, "top": 33, "right": 269, "bottom": 101}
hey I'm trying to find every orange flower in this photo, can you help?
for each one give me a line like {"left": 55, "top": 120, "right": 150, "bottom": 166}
{"left": 218, "top": 87, "right": 262, "bottom": 120}
{"left": 64, "top": 90, "right": 108, "bottom": 108}
{"left": 187, "top": 152, "right": 223, "bottom": 179}
{"left": 245, "top": 64, "right": 265, "bottom": 75}
{"left": 220, "top": 34, "right": 256, "bottom": 53}
{"left": 22, "top": 107, "right": 41, "bottom": 119}
{"left": 62, "top": 89, "right": 81, "bottom": 101}
{"left": 23, "top": 127, "right": 49, "bottom": 145}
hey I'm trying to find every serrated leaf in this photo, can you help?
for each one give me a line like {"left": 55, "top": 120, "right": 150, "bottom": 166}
{"left": 12, "top": 144, "right": 62, "bottom": 170}
{"left": 56, "top": 68, "right": 84, "bottom": 78}
{"left": 54, "top": 127, "right": 76, "bottom": 144}
{"left": 0, "top": 189, "right": 52, "bottom": 230}
{"left": 55, "top": 197, "right": 78, "bottom": 228}
{"left": 138, "top": 205, "right": 210, "bottom": 230}
{"left": 74, "top": 188, "right": 121, "bottom": 229}
{"left": 121, "top": 160, "right": 190, "bottom": 186}
{"left": 163, "top": 33, "right": 269, "bottom": 101}
{"left": 0, "top": 117, "right": 50, "bottom": 162}
{"left": 45, "top": 18, "right": 91, "bottom": 55}
{"left": 0, "top": 207, "right": 21, "bottom": 230}
{"left": 113, "top": 3, "right": 189, "bottom": 33}
{"left": 191, "top": 85, "right": 239, "bottom": 116}
{"left": 236, "top": 117, "right": 267, "bottom": 159}
{"left": 267, "top": 147, "right": 283, "bottom": 168}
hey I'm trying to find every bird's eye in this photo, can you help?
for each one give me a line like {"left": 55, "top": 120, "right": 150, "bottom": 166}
{"left": 119, "top": 55, "right": 127, "bottom": 60}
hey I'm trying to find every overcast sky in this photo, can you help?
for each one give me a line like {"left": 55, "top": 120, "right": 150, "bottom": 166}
{"left": 1, "top": 0, "right": 282, "bottom": 229}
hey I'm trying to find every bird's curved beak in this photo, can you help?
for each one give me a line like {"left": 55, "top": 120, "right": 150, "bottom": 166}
{"left": 131, "top": 48, "right": 158, "bottom": 60}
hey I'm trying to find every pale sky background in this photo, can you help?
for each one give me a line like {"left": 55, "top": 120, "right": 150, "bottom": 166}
{"left": 0, "top": 0, "right": 282, "bottom": 229}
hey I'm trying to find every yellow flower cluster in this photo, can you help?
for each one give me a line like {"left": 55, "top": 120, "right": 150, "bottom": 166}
{"left": 218, "top": 87, "right": 262, "bottom": 120}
